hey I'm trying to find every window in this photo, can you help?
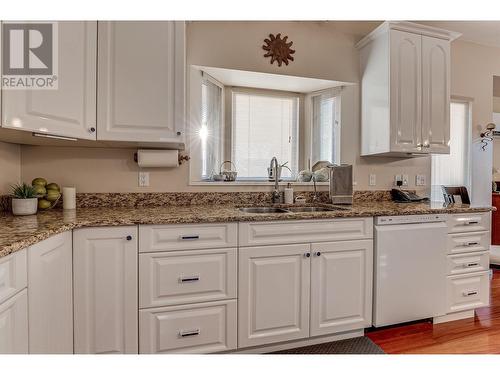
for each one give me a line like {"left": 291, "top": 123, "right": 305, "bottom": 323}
{"left": 231, "top": 91, "right": 299, "bottom": 179}
{"left": 431, "top": 100, "right": 471, "bottom": 201}
{"left": 311, "top": 89, "right": 341, "bottom": 165}
{"left": 200, "top": 77, "right": 223, "bottom": 179}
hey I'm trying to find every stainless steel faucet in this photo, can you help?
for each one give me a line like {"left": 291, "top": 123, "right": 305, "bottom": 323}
{"left": 312, "top": 175, "right": 319, "bottom": 202}
{"left": 270, "top": 157, "right": 282, "bottom": 203}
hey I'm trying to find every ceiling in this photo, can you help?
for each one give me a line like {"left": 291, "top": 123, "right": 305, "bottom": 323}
{"left": 195, "top": 66, "right": 350, "bottom": 93}
{"left": 333, "top": 21, "right": 500, "bottom": 48}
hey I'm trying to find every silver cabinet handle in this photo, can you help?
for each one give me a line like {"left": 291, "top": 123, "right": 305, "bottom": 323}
{"left": 464, "top": 221, "right": 479, "bottom": 225}
{"left": 464, "top": 241, "right": 479, "bottom": 246}
{"left": 463, "top": 291, "right": 478, "bottom": 297}
{"left": 179, "top": 276, "right": 200, "bottom": 283}
{"left": 178, "top": 328, "right": 200, "bottom": 338}
{"left": 180, "top": 235, "right": 200, "bottom": 240}
{"left": 464, "top": 263, "right": 479, "bottom": 268}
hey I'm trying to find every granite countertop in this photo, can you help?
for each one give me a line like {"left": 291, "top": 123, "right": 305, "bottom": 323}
{"left": 0, "top": 201, "right": 493, "bottom": 259}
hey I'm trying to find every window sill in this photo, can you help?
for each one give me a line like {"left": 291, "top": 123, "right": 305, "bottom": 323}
{"left": 189, "top": 180, "right": 329, "bottom": 186}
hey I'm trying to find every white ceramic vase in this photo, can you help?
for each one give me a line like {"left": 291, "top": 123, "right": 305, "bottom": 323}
{"left": 12, "top": 198, "right": 38, "bottom": 216}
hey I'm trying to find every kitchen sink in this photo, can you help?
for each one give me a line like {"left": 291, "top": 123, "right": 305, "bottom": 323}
{"left": 286, "top": 206, "right": 345, "bottom": 212}
{"left": 239, "top": 207, "right": 290, "bottom": 213}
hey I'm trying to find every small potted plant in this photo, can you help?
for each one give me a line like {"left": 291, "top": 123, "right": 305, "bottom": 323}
{"left": 11, "top": 183, "right": 38, "bottom": 216}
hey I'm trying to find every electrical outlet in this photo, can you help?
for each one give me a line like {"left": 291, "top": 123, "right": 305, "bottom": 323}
{"left": 394, "top": 174, "right": 403, "bottom": 186}
{"left": 139, "top": 171, "right": 150, "bottom": 187}
{"left": 402, "top": 174, "right": 409, "bottom": 186}
{"left": 416, "top": 174, "right": 426, "bottom": 186}
{"left": 369, "top": 174, "right": 376, "bottom": 186}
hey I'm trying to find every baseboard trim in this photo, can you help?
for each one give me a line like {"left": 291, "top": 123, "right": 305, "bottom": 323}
{"left": 228, "top": 329, "right": 364, "bottom": 354}
{"left": 433, "top": 309, "right": 475, "bottom": 324}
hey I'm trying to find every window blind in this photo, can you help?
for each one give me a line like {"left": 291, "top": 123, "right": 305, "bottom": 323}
{"left": 232, "top": 92, "right": 299, "bottom": 178}
{"left": 311, "top": 89, "right": 341, "bottom": 165}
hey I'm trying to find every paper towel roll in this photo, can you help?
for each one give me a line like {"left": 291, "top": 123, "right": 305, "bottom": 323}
{"left": 137, "top": 149, "right": 179, "bottom": 168}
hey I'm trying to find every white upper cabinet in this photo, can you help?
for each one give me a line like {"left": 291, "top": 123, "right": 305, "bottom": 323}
{"left": 357, "top": 21, "right": 459, "bottom": 156}
{"left": 390, "top": 30, "right": 422, "bottom": 153}
{"left": 97, "top": 21, "right": 185, "bottom": 143}
{"left": 2, "top": 21, "right": 97, "bottom": 140}
{"left": 422, "top": 35, "right": 450, "bottom": 154}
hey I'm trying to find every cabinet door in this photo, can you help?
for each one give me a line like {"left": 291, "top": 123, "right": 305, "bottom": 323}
{"left": 238, "top": 244, "right": 310, "bottom": 348}
{"left": 2, "top": 21, "right": 97, "bottom": 140}
{"left": 310, "top": 240, "right": 373, "bottom": 337}
{"left": 422, "top": 35, "right": 450, "bottom": 154}
{"left": 390, "top": 30, "right": 422, "bottom": 153}
{"left": 97, "top": 21, "right": 185, "bottom": 143}
{"left": 0, "top": 289, "right": 28, "bottom": 354}
{"left": 73, "top": 226, "right": 138, "bottom": 354}
{"left": 28, "top": 231, "right": 73, "bottom": 354}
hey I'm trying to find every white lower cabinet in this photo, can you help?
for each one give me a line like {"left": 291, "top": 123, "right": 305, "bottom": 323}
{"left": 73, "top": 226, "right": 138, "bottom": 354}
{"left": 310, "top": 240, "right": 373, "bottom": 336}
{"left": 238, "top": 244, "right": 311, "bottom": 348}
{"left": 139, "top": 300, "right": 237, "bottom": 354}
{"left": 446, "top": 271, "right": 490, "bottom": 313}
{"left": 28, "top": 231, "right": 73, "bottom": 354}
{"left": 0, "top": 289, "right": 28, "bottom": 354}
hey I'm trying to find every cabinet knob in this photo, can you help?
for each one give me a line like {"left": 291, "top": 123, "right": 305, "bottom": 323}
{"left": 177, "top": 131, "right": 182, "bottom": 136}
{"left": 315, "top": 251, "right": 321, "bottom": 256}
{"left": 89, "top": 127, "right": 96, "bottom": 133}
{"left": 126, "top": 235, "right": 132, "bottom": 241}
{"left": 304, "top": 252, "right": 311, "bottom": 258}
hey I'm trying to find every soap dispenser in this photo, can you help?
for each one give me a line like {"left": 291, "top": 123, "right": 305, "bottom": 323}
{"left": 284, "top": 183, "right": 294, "bottom": 204}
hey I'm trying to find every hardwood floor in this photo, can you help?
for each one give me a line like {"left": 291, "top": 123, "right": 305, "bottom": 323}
{"left": 366, "top": 269, "right": 500, "bottom": 354}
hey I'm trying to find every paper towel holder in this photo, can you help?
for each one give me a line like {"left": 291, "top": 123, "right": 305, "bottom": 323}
{"left": 133, "top": 151, "right": 190, "bottom": 165}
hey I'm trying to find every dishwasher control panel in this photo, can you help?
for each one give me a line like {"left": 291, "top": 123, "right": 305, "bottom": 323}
{"left": 375, "top": 214, "right": 447, "bottom": 225}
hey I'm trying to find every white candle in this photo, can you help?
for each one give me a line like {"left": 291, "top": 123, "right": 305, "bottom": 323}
{"left": 62, "top": 187, "right": 76, "bottom": 210}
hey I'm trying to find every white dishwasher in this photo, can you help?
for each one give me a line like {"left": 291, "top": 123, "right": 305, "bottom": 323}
{"left": 374, "top": 214, "right": 448, "bottom": 327}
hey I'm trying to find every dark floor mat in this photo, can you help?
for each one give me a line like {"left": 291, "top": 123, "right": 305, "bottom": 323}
{"left": 270, "top": 336, "right": 385, "bottom": 354}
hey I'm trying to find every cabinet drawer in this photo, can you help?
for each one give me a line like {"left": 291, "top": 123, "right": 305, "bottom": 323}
{"left": 239, "top": 218, "right": 373, "bottom": 247}
{"left": 139, "top": 299, "right": 237, "bottom": 354}
{"left": 139, "top": 248, "right": 237, "bottom": 308}
{"left": 0, "top": 289, "right": 28, "bottom": 354}
{"left": 446, "top": 271, "right": 490, "bottom": 313}
{"left": 447, "top": 251, "right": 489, "bottom": 276}
{"left": 447, "top": 212, "right": 490, "bottom": 233}
{"left": 139, "top": 223, "right": 237, "bottom": 252}
{"left": 447, "top": 231, "right": 489, "bottom": 255}
{"left": 0, "top": 249, "right": 27, "bottom": 305}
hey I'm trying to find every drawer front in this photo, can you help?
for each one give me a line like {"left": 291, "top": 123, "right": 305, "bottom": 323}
{"left": 139, "top": 299, "right": 237, "bottom": 354}
{"left": 447, "top": 251, "right": 489, "bottom": 276}
{"left": 139, "top": 248, "right": 237, "bottom": 308}
{"left": 446, "top": 271, "right": 490, "bottom": 313}
{"left": 239, "top": 218, "right": 373, "bottom": 247}
{"left": 447, "top": 231, "right": 489, "bottom": 255}
{"left": 139, "top": 223, "right": 237, "bottom": 252}
{"left": 0, "top": 249, "right": 27, "bottom": 305}
{"left": 447, "top": 212, "right": 490, "bottom": 233}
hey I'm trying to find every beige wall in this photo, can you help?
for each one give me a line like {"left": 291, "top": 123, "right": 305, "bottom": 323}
{"left": 25, "top": 21, "right": 500, "bottom": 196}
{"left": 0, "top": 141, "right": 21, "bottom": 194}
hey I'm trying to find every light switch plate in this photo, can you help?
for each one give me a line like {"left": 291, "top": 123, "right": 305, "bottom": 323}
{"left": 402, "top": 174, "right": 409, "bottom": 186}
{"left": 394, "top": 174, "right": 402, "bottom": 186}
{"left": 369, "top": 174, "right": 376, "bottom": 186}
{"left": 139, "top": 171, "right": 150, "bottom": 187}
{"left": 416, "top": 174, "right": 426, "bottom": 186}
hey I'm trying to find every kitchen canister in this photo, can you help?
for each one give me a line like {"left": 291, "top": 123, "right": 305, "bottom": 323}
{"left": 62, "top": 187, "right": 76, "bottom": 210}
